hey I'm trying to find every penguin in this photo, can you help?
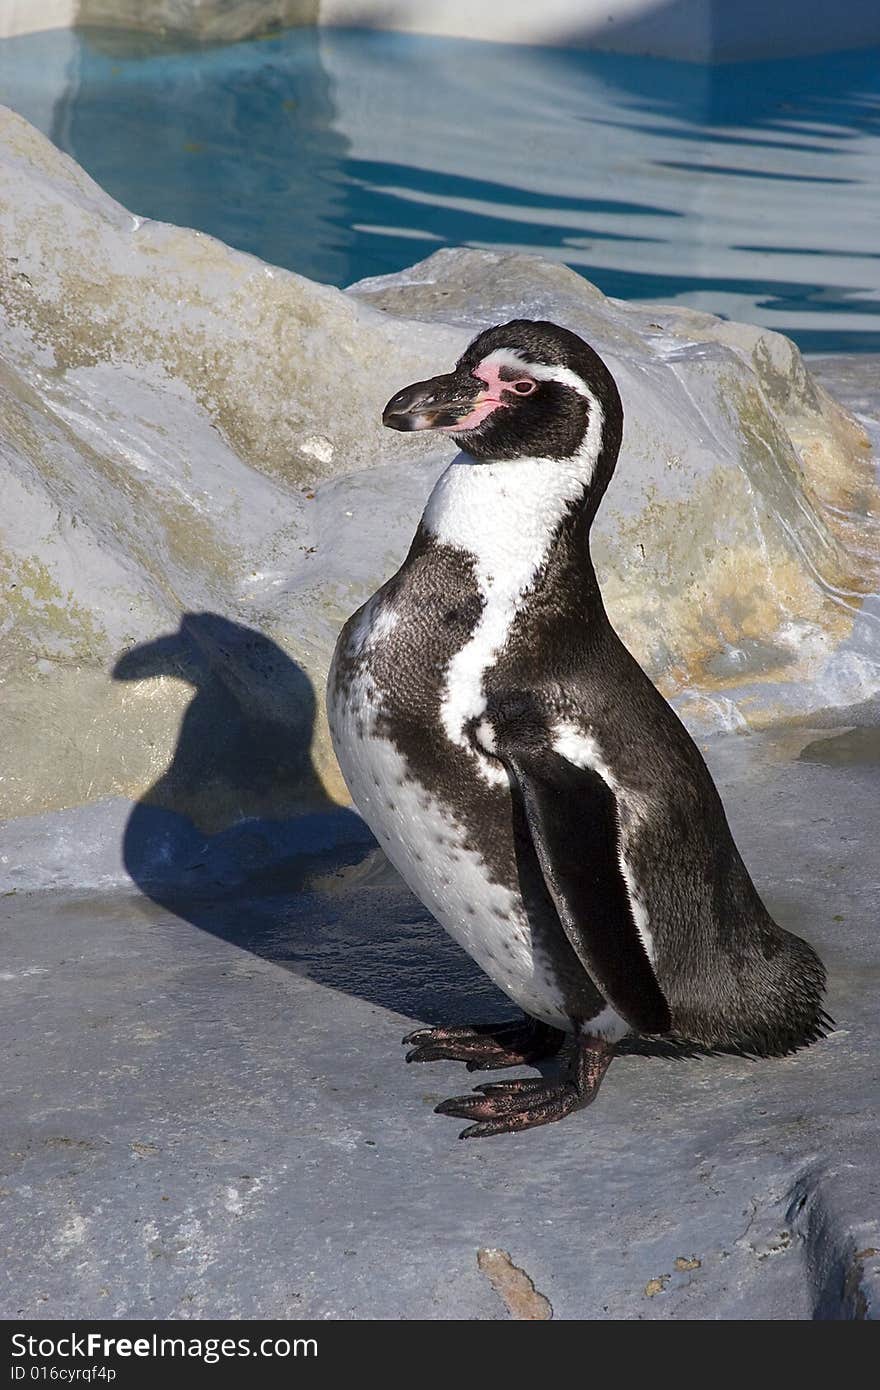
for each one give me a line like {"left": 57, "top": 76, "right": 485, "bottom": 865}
{"left": 327, "top": 319, "right": 829, "bottom": 1138}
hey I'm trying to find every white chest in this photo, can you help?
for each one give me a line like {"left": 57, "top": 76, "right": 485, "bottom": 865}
{"left": 327, "top": 637, "right": 571, "bottom": 1030}
{"left": 326, "top": 442, "right": 611, "bottom": 1033}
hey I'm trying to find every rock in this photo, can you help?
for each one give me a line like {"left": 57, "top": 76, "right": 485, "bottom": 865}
{"left": 0, "top": 104, "right": 460, "bottom": 822}
{"left": 1, "top": 104, "right": 878, "bottom": 827}
{"left": 1, "top": 730, "right": 879, "bottom": 1317}
{"left": 73, "top": 2, "right": 316, "bottom": 44}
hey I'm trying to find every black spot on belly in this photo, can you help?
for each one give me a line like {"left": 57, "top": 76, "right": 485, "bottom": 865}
{"left": 442, "top": 593, "right": 484, "bottom": 630}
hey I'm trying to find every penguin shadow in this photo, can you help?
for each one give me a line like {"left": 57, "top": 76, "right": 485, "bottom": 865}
{"left": 113, "top": 612, "right": 497, "bottom": 1025}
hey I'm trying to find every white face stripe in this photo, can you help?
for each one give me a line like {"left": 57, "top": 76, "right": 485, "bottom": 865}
{"left": 552, "top": 720, "right": 657, "bottom": 968}
{"left": 422, "top": 370, "right": 605, "bottom": 784}
{"left": 475, "top": 347, "right": 594, "bottom": 399}
{"left": 423, "top": 421, "right": 603, "bottom": 784}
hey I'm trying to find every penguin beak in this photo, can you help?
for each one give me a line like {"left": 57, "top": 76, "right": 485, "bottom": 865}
{"left": 382, "top": 371, "right": 501, "bottom": 433}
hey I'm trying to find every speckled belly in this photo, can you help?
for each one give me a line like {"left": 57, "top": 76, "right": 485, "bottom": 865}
{"left": 327, "top": 659, "right": 572, "bottom": 1031}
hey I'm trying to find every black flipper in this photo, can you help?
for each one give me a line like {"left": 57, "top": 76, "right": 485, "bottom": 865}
{"left": 500, "top": 741, "right": 671, "bottom": 1036}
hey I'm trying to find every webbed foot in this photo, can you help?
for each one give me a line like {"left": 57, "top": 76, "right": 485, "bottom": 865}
{"left": 403, "top": 1017, "right": 564, "bottom": 1072}
{"left": 434, "top": 1034, "right": 614, "bottom": 1138}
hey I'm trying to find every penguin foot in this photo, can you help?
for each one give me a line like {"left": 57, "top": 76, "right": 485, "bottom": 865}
{"left": 434, "top": 1036, "right": 614, "bottom": 1138}
{"left": 402, "top": 1017, "right": 564, "bottom": 1071}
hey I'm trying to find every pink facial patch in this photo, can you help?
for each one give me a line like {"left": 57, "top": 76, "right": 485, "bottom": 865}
{"left": 441, "top": 396, "right": 504, "bottom": 432}
{"left": 440, "top": 358, "right": 535, "bottom": 432}
{"left": 473, "top": 359, "right": 537, "bottom": 397}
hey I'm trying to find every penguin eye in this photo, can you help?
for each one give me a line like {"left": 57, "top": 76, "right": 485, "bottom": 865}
{"left": 510, "top": 379, "right": 536, "bottom": 395}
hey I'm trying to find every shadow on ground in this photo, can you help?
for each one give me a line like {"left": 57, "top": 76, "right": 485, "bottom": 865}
{"left": 112, "top": 611, "right": 501, "bottom": 1026}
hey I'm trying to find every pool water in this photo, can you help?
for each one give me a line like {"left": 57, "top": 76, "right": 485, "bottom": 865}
{"left": 2, "top": 25, "right": 880, "bottom": 352}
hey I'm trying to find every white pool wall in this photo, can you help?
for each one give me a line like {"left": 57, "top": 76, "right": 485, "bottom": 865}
{"left": 1, "top": 0, "right": 76, "bottom": 36}
{"left": 3, "top": 0, "right": 880, "bottom": 61}
{"left": 322, "top": 0, "right": 880, "bottom": 61}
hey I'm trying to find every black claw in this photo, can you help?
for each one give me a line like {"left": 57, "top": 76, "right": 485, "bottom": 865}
{"left": 405, "top": 1045, "right": 455, "bottom": 1064}
{"left": 434, "top": 1096, "right": 476, "bottom": 1118}
{"left": 459, "top": 1124, "right": 488, "bottom": 1140}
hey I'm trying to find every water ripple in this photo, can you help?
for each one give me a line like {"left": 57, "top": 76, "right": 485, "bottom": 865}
{"left": 1, "top": 25, "right": 879, "bottom": 350}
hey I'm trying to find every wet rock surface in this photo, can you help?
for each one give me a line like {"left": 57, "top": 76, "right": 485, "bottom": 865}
{"left": 1, "top": 732, "right": 877, "bottom": 1318}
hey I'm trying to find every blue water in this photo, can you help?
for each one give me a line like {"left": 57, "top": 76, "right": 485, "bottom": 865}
{"left": 2, "top": 26, "right": 880, "bottom": 352}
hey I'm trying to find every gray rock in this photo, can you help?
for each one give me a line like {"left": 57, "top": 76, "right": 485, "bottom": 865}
{"left": 1, "top": 731, "right": 877, "bottom": 1318}
{"left": 72, "top": 1, "right": 317, "bottom": 44}
{"left": 1, "top": 105, "right": 879, "bottom": 830}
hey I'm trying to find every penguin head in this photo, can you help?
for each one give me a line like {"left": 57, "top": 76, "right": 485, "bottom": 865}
{"left": 383, "top": 320, "right": 622, "bottom": 479}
